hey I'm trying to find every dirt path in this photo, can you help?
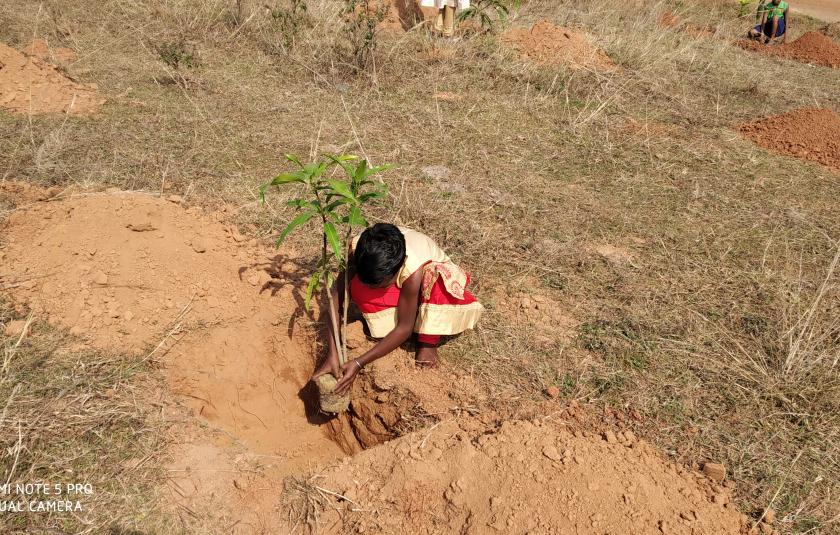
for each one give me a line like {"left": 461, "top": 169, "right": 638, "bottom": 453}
{"left": 792, "top": 0, "right": 840, "bottom": 22}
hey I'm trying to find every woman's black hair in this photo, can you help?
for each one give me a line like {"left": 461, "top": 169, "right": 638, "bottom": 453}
{"left": 354, "top": 223, "right": 406, "bottom": 286}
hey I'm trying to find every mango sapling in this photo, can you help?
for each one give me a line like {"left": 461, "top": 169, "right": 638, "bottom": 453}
{"left": 260, "top": 154, "right": 390, "bottom": 412}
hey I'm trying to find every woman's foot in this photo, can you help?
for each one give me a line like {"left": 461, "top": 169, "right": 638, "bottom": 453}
{"left": 415, "top": 343, "right": 439, "bottom": 368}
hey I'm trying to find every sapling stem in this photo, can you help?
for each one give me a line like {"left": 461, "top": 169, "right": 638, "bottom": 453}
{"left": 314, "top": 187, "right": 347, "bottom": 368}
{"left": 341, "top": 235, "right": 352, "bottom": 367}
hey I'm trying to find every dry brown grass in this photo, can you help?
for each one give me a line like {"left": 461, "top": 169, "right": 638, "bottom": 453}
{"left": 1, "top": 0, "right": 839, "bottom": 532}
{"left": 0, "top": 300, "right": 169, "bottom": 533}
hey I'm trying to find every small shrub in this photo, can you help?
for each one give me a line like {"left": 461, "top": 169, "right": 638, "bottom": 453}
{"left": 259, "top": 154, "right": 390, "bottom": 370}
{"left": 457, "top": 0, "right": 519, "bottom": 33}
{"left": 157, "top": 41, "right": 195, "bottom": 70}
{"left": 271, "top": 0, "right": 310, "bottom": 49}
{"left": 341, "top": 0, "right": 389, "bottom": 72}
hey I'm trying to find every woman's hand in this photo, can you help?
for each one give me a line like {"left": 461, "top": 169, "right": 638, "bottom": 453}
{"left": 333, "top": 360, "right": 363, "bottom": 395}
{"left": 313, "top": 351, "right": 341, "bottom": 380}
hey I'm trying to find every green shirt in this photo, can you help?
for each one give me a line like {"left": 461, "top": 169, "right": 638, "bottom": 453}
{"left": 765, "top": 1, "right": 788, "bottom": 19}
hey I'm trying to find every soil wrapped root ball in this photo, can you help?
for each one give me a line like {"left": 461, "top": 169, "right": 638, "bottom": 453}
{"left": 316, "top": 373, "right": 350, "bottom": 413}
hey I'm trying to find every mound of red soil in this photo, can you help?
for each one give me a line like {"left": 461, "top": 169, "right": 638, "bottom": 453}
{"left": 739, "top": 108, "right": 840, "bottom": 171}
{"left": 502, "top": 20, "right": 615, "bottom": 69}
{"left": 316, "top": 418, "right": 754, "bottom": 534}
{"left": 738, "top": 31, "right": 840, "bottom": 68}
{"left": 0, "top": 41, "right": 103, "bottom": 115}
{"left": 659, "top": 11, "right": 680, "bottom": 28}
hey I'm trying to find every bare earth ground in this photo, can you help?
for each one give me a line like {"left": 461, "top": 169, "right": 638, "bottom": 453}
{"left": 791, "top": 0, "right": 840, "bottom": 22}
{"left": 1, "top": 0, "right": 839, "bottom": 533}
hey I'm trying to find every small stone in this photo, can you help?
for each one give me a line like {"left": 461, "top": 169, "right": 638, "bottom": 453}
{"left": 167, "top": 194, "right": 183, "bottom": 204}
{"left": 762, "top": 509, "right": 776, "bottom": 525}
{"left": 92, "top": 271, "right": 108, "bottom": 285}
{"left": 490, "top": 496, "right": 503, "bottom": 510}
{"left": 519, "top": 297, "right": 532, "bottom": 309}
{"left": 428, "top": 447, "right": 443, "bottom": 460}
{"left": 124, "top": 311, "right": 134, "bottom": 322}
{"left": 603, "top": 431, "right": 618, "bottom": 444}
{"left": 126, "top": 220, "right": 157, "bottom": 232}
{"left": 543, "top": 445, "right": 562, "bottom": 462}
{"left": 703, "top": 463, "right": 726, "bottom": 482}
{"left": 191, "top": 238, "right": 208, "bottom": 253}
{"left": 545, "top": 386, "right": 560, "bottom": 398}
{"left": 4, "top": 320, "right": 28, "bottom": 338}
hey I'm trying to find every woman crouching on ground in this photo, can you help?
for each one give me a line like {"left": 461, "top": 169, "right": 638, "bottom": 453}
{"left": 313, "top": 223, "right": 483, "bottom": 395}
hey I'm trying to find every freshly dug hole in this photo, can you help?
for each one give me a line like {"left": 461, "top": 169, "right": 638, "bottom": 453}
{"left": 327, "top": 371, "right": 437, "bottom": 453}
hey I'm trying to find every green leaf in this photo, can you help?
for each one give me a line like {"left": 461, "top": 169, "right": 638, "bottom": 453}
{"left": 326, "top": 154, "right": 358, "bottom": 164}
{"left": 368, "top": 164, "right": 394, "bottom": 175}
{"left": 324, "top": 222, "right": 343, "bottom": 262}
{"left": 328, "top": 179, "right": 356, "bottom": 201}
{"left": 359, "top": 189, "right": 386, "bottom": 203}
{"left": 304, "top": 271, "right": 321, "bottom": 310}
{"left": 286, "top": 199, "right": 315, "bottom": 210}
{"left": 285, "top": 153, "right": 303, "bottom": 168}
{"left": 353, "top": 160, "right": 369, "bottom": 185}
{"left": 347, "top": 205, "right": 366, "bottom": 227}
{"left": 275, "top": 211, "right": 314, "bottom": 247}
{"left": 325, "top": 199, "right": 349, "bottom": 212}
{"left": 258, "top": 183, "right": 269, "bottom": 203}
{"left": 271, "top": 172, "right": 305, "bottom": 185}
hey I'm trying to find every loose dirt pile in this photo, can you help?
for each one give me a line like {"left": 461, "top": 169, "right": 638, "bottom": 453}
{"left": 0, "top": 41, "right": 103, "bottom": 115}
{"left": 502, "top": 20, "right": 615, "bottom": 69}
{"left": 315, "top": 418, "right": 755, "bottom": 534}
{"left": 739, "top": 107, "right": 840, "bottom": 171}
{"left": 738, "top": 31, "right": 840, "bottom": 68}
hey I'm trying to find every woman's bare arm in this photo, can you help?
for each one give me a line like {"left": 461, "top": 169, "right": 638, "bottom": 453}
{"left": 333, "top": 269, "right": 423, "bottom": 394}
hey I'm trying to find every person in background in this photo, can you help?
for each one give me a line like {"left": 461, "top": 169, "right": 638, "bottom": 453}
{"left": 421, "top": 0, "right": 470, "bottom": 38}
{"left": 749, "top": 0, "right": 790, "bottom": 44}
{"left": 313, "top": 224, "right": 483, "bottom": 395}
